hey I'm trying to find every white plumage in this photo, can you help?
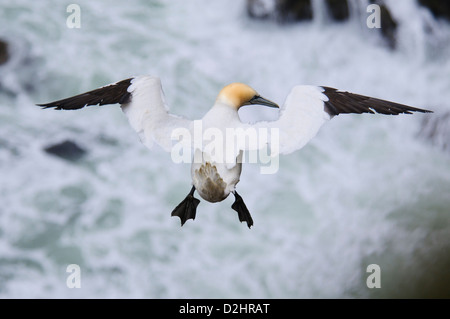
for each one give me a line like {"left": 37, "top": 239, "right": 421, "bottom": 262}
{"left": 38, "top": 75, "right": 432, "bottom": 228}
{"left": 121, "top": 76, "right": 191, "bottom": 152}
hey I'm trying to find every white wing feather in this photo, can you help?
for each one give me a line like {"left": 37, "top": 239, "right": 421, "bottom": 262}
{"left": 246, "top": 85, "right": 332, "bottom": 156}
{"left": 121, "top": 76, "right": 192, "bottom": 152}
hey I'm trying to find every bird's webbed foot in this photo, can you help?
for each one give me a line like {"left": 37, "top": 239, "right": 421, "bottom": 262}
{"left": 231, "top": 191, "right": 254, "bottom": 229}
{"left": 171, "top": 186, "right": 201, "bottom": 226}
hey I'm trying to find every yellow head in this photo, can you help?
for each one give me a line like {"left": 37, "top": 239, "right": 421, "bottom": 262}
{"left": 216, "top": 83, "right": 279, "bottom": 110}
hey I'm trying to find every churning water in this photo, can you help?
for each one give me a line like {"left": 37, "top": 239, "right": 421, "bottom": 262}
{"left": 0, "top": 0, "right": 449, "bottom": 298}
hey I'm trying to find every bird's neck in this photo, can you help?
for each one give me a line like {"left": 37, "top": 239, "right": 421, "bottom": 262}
{"left": 203, "top": 102, "right": 240, "bottom": 125}
{"left": 215, "top": 95, "right": 241, "bottom": 111}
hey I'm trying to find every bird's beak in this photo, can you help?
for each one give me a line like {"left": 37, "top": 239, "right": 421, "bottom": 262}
{"left": 246, "top": 95, "right": 279, "bottom": 108}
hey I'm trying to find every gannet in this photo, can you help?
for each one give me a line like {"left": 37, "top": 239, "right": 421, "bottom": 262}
{"left": 38, "top": 75, "right": 432, "bottom": 228}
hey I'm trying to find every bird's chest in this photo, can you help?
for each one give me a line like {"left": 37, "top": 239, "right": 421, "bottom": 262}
{"left": 192, "top": 162, "right": 228, "bottom": 203}
{"left": 191, "top": 154, "right": 242, "bottom": 203}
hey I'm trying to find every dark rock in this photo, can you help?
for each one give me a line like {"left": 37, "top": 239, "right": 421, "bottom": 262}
{"left": 418, "top": 0, "right": 450, "bottom": 21}
{"left": 366, "top": 0, "right": 398, "bottom": 50}
{"left": 276, "top": 0, "right": 313, "bottom": 22}
{"left": 326, "top": 0, "right": 349, "bottom": 22}
{"left": 247, "top": 0, "right": 273, "bottom": 20}
{"left": 379, "top": 4, "right": 398, "bottom": 50}
{"left": 44, "top": 140, "right": 87, "bottom": 162}
{"left": 246, "top": 0, "right": 313, "bottom": 23}
{"left": 420, "top": 111, "right": 450, "bottom": 152}
{"left": 0, "top": 37, "right": 42, "bottom": 96}
{"left": 245, "top": 0, "right": 399, "bottom": 50}
{"left": 0, "top": 39, "right": 8, "bottom": 65}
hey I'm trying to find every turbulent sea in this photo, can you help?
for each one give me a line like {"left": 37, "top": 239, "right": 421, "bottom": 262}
{"left": 0, "top": 0, "right": 449, "bottom": 298}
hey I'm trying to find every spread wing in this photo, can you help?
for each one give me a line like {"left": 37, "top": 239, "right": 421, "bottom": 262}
{"left": 322, "top": 87, "right": 432, "bottom": 116}
{"left": 37, "top": 78, "right": 133, "bottom": 110}
{"left": 247, "top": 85, "right": 432, "bottom": 156}
{"left": 37, "top": 76, "right": 192, "bottom": 152}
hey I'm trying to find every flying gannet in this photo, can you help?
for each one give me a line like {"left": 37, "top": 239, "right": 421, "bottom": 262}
{"left": 38, "top": 76, "right": 432, "bottom": 228}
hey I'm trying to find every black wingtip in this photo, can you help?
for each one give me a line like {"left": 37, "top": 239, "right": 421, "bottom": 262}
{"left": 36, "top": 103, "right": 82, "bottom": 110}
{"left": 36, "top": 78, "right": 133, "bottom": 111}
{"left": 402, "top": 108, "right": 433, "bottom": 115}
{"left": 322, "top": 87, "right": 435, "bottom": 116}
{"left": 36, "top": 103, "right": 58, "bottom": 110}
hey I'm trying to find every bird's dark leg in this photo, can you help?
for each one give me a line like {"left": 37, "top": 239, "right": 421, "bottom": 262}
{"left": 231, "top": 191, "right": 253, "bottom": 229}
{"left": 171, "top": 186, "right": 201, "bottom": 226}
